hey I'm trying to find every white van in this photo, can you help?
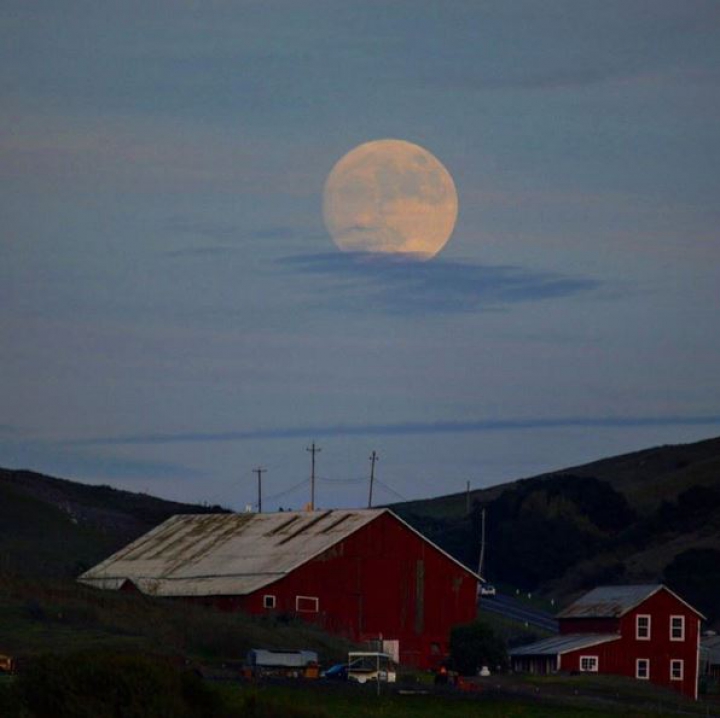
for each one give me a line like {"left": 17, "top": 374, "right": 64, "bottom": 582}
{"left": 347, "top": 652, "right": 397, "bottom": 684}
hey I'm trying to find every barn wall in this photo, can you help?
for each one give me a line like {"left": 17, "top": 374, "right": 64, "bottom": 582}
{"left": 236, "top": 512, "right": 477, "bottom": 668}
{"left": 561, "top": 589, "right": 700, "bottom": 699}
{"left": 619, "top": 589, "right": 699, "bottom": 699}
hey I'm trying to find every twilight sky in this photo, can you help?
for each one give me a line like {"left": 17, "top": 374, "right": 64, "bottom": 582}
{"left": 2, "top": 1, "right": 720, "bottom": 511}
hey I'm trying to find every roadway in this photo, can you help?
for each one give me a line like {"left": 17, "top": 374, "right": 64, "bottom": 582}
{"left": 479, "top": 593, "right": 559, "bottom": 633}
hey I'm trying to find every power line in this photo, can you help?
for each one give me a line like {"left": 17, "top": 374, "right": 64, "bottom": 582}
{"left": 373, "top": 478, "right": 407, "bottom": 501}
{"left": 263, "top": 478, "right": 311, "bottom": 504}
{"left": 317, "top": 476, "right": 365, "bottom": 484}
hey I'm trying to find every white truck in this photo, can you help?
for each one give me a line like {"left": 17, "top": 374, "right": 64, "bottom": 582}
{"left": 347, "top": 652, "right": 397, "bottom": 684}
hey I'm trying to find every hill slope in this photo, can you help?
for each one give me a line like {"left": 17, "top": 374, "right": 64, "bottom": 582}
{"left": 392, "top": 436, "right": 720, "bottom": 626}
{"left": 0, "top": 468, "right": 228, "bottom": 578}
{"left": 0, "top": 469, "right": 358, "bottom": 665}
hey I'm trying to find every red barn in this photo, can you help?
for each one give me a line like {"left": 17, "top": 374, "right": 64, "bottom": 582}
{"left": 510, "top": 585, "right": 704, "bottom": 699}
{"left": 79, "top": 508, "right": 479, "bottom": 668}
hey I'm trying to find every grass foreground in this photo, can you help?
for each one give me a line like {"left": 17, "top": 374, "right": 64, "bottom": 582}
{"left": 209, "top": 681, "right": 706, "bottom": 718}
{"left": 0, "top": 575, "right": 354, "bottom": 666}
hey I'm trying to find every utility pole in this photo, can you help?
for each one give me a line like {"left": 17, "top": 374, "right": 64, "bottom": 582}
{"left": 465, "top": 480, "right": 471, "bottom": 515}
{"left": 306, "top": 442, "right": 321, "bottom": 510}
{"left": 368, "top": 451, "right": 378, "bottom": 508}
{"left": 253, "top": 467, "right": 266, "bottom": 513}
{"left": 477, "top": 506, "right": 486, "bottom": 594}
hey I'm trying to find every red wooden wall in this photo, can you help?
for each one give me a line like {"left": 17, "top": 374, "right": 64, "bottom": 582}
{"left": 559, "top": 588, "right": 701, "bottom": 699}
{"left": 209, "top": 512, "right": 477, "bottom": 668}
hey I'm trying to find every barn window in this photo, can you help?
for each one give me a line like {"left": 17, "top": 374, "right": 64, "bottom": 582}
{"left": 579, "top": 655, "right": 598, "bottom": 672}
{"left": 670, "top": 615, "right": 685, "bottom": 641}
{"left": 263, "top": 595, "right": 276, "bottom": 609}
{"left": 636, "top": 615, "right": 651, "bottom": 640}
{"left": 636, "top": 658, "right": 649, "bottom": 680}
{"left": 670, "top": 659, "right": 683, "bottom": 681}
{"left": 295, "top": 595, "right": 319, "bottom": 613}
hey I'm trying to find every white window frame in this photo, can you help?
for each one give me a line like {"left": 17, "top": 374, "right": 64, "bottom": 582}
{"left": 670, "top": 615, "right": 685, "bottom": 642}
{"left": 636, "top": 614, "right": 651, "bottom": 640}
{"left": 262, "top": 594, "right": 276, "bottom": 609}
{"left": 579, "top": 655, "right": 598, "bottom": 673}
{"left": 295, "top": 595, "right": 319, "bottom": 613}
{"left": 636, "top": 658, "right": 650, "bottom": 680}
{"left": 670, "top": 659, "right": 684, "bottom": 681}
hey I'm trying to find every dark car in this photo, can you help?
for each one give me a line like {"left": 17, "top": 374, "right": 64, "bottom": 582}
{"left": 321, "top": 663, "right": 348, "bottom": 680}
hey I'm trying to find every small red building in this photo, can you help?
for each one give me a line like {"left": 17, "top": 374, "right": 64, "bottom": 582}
{"left": 510, "top": 585, "right": 704, "bottom": 699}
{"left": 79, "top": 508, "right": 479, "bottom": 668}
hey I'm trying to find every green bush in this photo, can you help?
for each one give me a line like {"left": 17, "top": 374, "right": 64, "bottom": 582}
{"left": 449, "top": 620, "right": 508, "bottom": 676}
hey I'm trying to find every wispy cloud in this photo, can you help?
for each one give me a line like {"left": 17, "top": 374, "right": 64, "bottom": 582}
{"left": 279, "top": 252, "right": 600, "bottom": 314}
{"left": 162, "top": 221, "right": 301, "bottom": 258}
{"left": 72, "top": 414, "right": 720, "bottom": 447}
{"left": 0, "top": 438, "right": 203, "bottom": 481}
{"left": 165, "top": 218, "right": 296, "bottom": 243}
{"left": 164, "top": 246, "right": 235, "bottom": 259}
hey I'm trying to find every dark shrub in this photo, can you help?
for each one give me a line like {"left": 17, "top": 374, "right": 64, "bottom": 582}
{"left": 18, "top": 652, "right": 220, "bottom": 718}
{"left": 449, "top": 620, "right": 507, "bottom": 676}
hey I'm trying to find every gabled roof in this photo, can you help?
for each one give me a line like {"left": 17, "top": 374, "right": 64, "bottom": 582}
{"left": 509, "top": 633, "right": 620, "bottom": 657}
{"left": 557, "top": 584, "right": 705, "bottom": 620}
{"left": 78, "top": 508, "right": 478, "bottom": 597}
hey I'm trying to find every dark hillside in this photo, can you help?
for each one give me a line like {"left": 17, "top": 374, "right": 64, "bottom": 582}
{"left": 392, "top": 435, "right": 720, "bottom": 627}
{"left": 395, "top": 435, "right": 720, "bottom": 519}
{"left": 0, "top": 470, "right": 352, "bottom": 669}
{"left": 0, "top": 468, "right": 228, "bottom": 579}
{"left": 545, "top": 435, "right": 720, "bottom": 512}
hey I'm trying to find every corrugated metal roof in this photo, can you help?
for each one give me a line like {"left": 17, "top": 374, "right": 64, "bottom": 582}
{"left": 702, "top": 635, "right": 720, "bottom": 664}
{"left": 78, "top": 508, "right": 478, "bottom": 597}
{"left": 556, "top": 585, "right": 663, "bottom": 619}
{"left": 509, "top": 633, "right": 620, "bottom": 656}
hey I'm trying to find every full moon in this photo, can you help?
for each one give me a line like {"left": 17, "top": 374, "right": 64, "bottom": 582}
{"left": 322, "top": 139, "right": 458, "bottom": 260}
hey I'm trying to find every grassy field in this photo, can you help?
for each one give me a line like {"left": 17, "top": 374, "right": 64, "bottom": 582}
{"left": 0, "top": 576, "right": 353, "bottom": 665}
{"left": 214, "top": 682, "right": 707, "bottom": 718}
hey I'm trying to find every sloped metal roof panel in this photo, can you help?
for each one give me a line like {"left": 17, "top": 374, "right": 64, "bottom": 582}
{"left": 509, "top": 633, "right": 620, "bottom": 656}
{"left": 556, "top": 585, "right": 662, "bottom": 619}
{"left": 78, "top": 509, "right": 391, "bottom": 596}
{"left": 702, "top": 635, "right": 720, "bottom": 664}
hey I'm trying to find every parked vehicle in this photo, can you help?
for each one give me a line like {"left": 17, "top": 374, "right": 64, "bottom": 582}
{"left": 347, "top": 652, "right": 397, "bottom": 684}
{"left": 0, "top": 654, "right": 15, "bottom": 674}
{"left": 321, "top": 662, "right": 348, "bottom": 680}
{"left": 244, "top": 649, "right": 319, "bottom": 679}
{"left": 480, "top": 584, "right": 496, "bottom": 597}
